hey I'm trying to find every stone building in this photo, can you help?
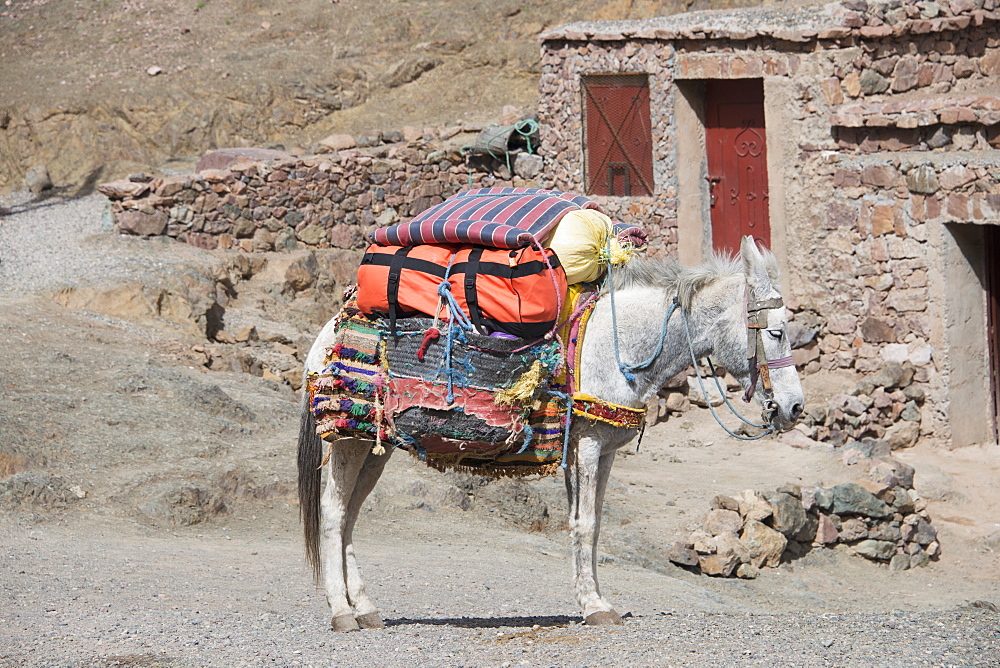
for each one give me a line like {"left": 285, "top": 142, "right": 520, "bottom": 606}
{"left": 538, "top": 0, "right": 1000, "bottom": 447}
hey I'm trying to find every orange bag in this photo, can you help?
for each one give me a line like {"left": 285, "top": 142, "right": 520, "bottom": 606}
{"left": 356, "top": 244, "right": 567, "bottom": 339}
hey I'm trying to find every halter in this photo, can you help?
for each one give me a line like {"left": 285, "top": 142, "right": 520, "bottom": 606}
{"left": 742, "top": 288, "right": 796, "bottom": 404}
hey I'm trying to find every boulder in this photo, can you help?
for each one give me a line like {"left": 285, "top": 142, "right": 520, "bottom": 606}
{"left": 853, "top": 539, "right": 896, "bottom": 561}
{"left": 698, "top": 534, "right": 749, "bottom": 577}
{"left": 704, "top": 509, "right": 743, "bottom": 536}
{"left": 666, "top": 543, "right": 699, "bottom": 568}
{"left": 767, "top": 492, "right": 808, "bottom": 537}
{"left": 741, "top": 520, "right": 787, "bottom": 568}
{"left": 25, "top": 165, "right": 53, "bottom": 194}
{"left": 830, "top": 483, "right": 893, "bottom": 518}
{"left": 738, "top": 489, "right": 773, "bottom": 522}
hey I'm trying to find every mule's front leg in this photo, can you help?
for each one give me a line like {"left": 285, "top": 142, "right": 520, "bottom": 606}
{"left": 566, "top": 436, "right": 622, "bottom": 625}
{"left": 320, "top": 438, "right": 371, "bottom": 632}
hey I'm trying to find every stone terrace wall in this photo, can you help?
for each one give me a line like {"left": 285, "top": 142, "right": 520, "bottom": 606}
{"left": 99, "top": 139, "right": 538, "bottom": 254}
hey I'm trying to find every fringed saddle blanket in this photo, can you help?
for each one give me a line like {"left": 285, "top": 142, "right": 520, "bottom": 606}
{"left": 308, "top": 297, "right": 646, "bottom": 478}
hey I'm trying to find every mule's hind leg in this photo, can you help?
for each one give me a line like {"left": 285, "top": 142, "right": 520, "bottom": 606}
{"left": 320, "top": 437, "right": 372, "bottom": 632}
{"left": 342, "top": 447, "right": 393, "bottom": 629}
{"left": 566, "top": 435, "right": 622, "bottom": 625}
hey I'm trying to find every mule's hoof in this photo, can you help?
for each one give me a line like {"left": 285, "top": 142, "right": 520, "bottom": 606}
{"left": 331, "top": 614, "right": 361, "bottom": 632}
{"left": 355, "top": 612, "right": 385, "bottom": 629}
{"left": 584, "top": 610, "right": 624, "bottom": 626}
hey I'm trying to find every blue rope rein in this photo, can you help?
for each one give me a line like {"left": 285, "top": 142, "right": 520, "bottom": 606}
{"left": 437, "top": 253, "right": 474, "bottom": 404}
{"left": 606, "top": 252, "right": 679, "bottom": 382}
{"left": 680, "top": 306, "right": 774, "bottom": 441}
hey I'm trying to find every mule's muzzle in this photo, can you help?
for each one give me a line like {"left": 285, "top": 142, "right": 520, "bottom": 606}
{"left": 762, "top": 399, "right": 804, "bottom": 432}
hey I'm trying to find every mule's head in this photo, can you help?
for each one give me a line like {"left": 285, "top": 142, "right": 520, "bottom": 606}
{"left": 738, "top": 236, "right": 805, "bottom": 432}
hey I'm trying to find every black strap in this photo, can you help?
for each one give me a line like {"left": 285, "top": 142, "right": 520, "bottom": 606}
{"left": 386, "top": 246, "right": 412, "bottom": 335}
{"left": 464, "top": 247, "right": 486, "bottom": 334}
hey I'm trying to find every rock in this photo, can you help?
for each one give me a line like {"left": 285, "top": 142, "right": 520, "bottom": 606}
{"left": 815, "top": 513, "right": 839, "bottom": 544}
{"left": 739, "top": 489, "right": 773, "bottom": 522}
{"left": 117, "top": 209, "right": 168, "bottom": 236}
{"left": 235, "top": 326, "right": 258, "bottom": 343}
{"left": 666, "top": 542, "right": 699, "bottom": 567}
{"left": 853, "top": 539, "right": 896, "bottom": 561}
{"left": 742, "top": 520, "right": 787, "bottom": 568}
{"left": 385, "top": 55, "right": 442, "bottom": 88}
{"left": 885, "top": 422, "right": 920, "bottom": 450}
{"left": 710, "top": 494, "right": 741, "bottom": 512}
{"left": 906, "top": 165, "right": 940, "bottom": 194}
{"left": 215, "top": 330, "right": 236, "bottom": 344}
{"left": 838, "top": 517, "right": 869, "bottom": 542}
{"left": 902, "top": 516, "right": 938, "bottom": 545}
{"left": 138, "top": 485, "right": 228, "bottom": 526}
{"left": 900, "top": 401, "right": 921, "bottom": 422}
{"left": 687, "top": 375, "right": 725, "bottom": 407}
{"left": 787, "top": 321, "right": 817, "bottom": 349}
{"left": 736, "top": 563, "right": 759, "bottom": 579}
{"left": 0, "top": 471, "right": 81, "bottom": 509}
{"left": 867, "top": 521, "right": 902, "bottom": 542}
{"left": 767, "top": 492, "right": 808, "bottom": 537}
{"left": 514, "top": 152, "right": 543, "bottom": 179}
{"left": 25, "top": 165, "right": 53, "bottom": 194}
{"left": 691, "top": 532, "right": 717, "bottom": 554}
{"left": 704, "top": 508, "right": 743, "bottom": 536}
{"left": 319, "top": 134, "right": 357, "bottom": 152}
{"left": 284, "top": 253, "right": 319, "bottom": 292}
{"left": 146, "top": 65, "right": 163, "bottom": 76}
{"left": 860, "top": 317, "right": 896, "bottom": 343}
{"left": 813, "top": 487, "right": 834, "bottom": 512}
{"left": 831, "top": 483, "right": 893, "bottom": 518}
{"left": 872, "top": 362, "right": 914, "bottom": 390}
{"left": 664, "top": 392, "right": 689, "bottom": 412}
{"left": 698, "top": 534, "right": 748, "bottom": 577}
{"left": 889, "top": 553, "right": 911, "bottom": 571}
{"left": 196, "top": 148, "right": 292, "bottom": 172}
{"left": 859, "top": 69, "right": 890, "bottom": 94}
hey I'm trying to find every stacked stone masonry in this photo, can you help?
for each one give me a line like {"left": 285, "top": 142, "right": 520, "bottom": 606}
{"left": 100, "top": 141, "right": 533, "bottom": 254}
{"left": 539, "top": 0, "right": 1000, "bottom": 445}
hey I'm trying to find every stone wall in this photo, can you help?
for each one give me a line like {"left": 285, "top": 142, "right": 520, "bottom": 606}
{"left": 539, "top": 41, "right": 679, "bottom": 257}
{"left": 99, "top": 137, "right": 539, "bottom": 254}
{"left": 539, "top": 0, "right": 1000, "bottom": 445}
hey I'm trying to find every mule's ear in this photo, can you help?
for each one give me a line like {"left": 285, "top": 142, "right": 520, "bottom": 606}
{"left": 741, "top": 236, "right": 772, "bottom": 296}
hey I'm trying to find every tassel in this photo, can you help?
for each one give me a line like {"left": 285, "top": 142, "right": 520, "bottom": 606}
{"left": 494, "top": 360, "right": 546, "bottom": 406}
{"left": 416, "top": 327, "right": 440, "bottom": 361}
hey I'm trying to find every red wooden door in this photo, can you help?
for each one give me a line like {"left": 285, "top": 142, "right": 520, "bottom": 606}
{"left": 705, "top": 79, "right": 770, "bottom": 255}
{"left": 583, "top": 74, "right": 654, "bottom": 196}
{"left": 987, "top": 225, "right": 1000, "bottom": 443}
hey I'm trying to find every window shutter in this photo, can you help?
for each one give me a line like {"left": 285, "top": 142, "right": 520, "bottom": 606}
{"left": 582, "top": 74, "right": 654, "bottom": 196}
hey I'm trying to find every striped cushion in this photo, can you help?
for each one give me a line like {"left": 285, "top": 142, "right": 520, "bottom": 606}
{"left": 370, "top": 187, "right": 604, "bottom": 249}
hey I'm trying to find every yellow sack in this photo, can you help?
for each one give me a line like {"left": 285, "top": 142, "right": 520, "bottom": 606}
{"left": 543, "top": 209, "right": 632, "bottom": 284}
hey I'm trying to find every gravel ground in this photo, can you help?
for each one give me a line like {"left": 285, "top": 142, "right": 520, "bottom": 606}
{"left": 0, "top": 190, "right": 209, "bottom": 296}
{"left": 2, "top": 194, "right": 1000, "bottom": 667}
{"left": 2, "top": 517, "right": 999, "bottom": 668}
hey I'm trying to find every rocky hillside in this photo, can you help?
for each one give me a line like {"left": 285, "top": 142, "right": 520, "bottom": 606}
{"left": 0, "top": 0, "right": 770, "bottom": 194}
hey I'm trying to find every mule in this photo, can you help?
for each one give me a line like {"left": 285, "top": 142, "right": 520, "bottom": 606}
{"left": 297, "top": 236, "right": 805, "bottom": 630}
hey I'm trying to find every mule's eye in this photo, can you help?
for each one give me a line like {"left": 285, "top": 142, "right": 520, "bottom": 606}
{"left": 768, "top": 329, "right": 783, "bottom": 341}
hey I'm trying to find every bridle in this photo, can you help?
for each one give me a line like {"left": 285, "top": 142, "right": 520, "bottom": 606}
{"left": 742, "top": 289, "right": 796, "bottom": 423}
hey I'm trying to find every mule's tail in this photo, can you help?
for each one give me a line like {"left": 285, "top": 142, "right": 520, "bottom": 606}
{"left": 297, "top": 384, "right": 323, "bottom": 581}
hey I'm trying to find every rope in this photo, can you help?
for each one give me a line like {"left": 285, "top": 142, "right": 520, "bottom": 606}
{"left": 680, "top": 307, "right": 774, "bottom": 441}
{"left": 460, "top": 118, "right": 540, "bottom": 175}
{"left": 436, "top": 252, "right": 474, "bottom": 404}
{"left": 605, "top": 247, "right": 679, "bottom": 382}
